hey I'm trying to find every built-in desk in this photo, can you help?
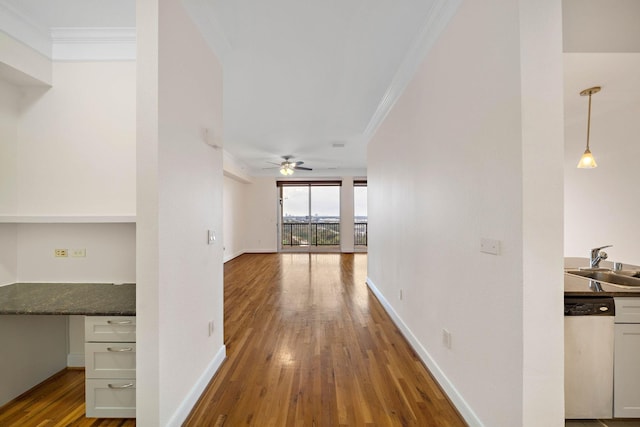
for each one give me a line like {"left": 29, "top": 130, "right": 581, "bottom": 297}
{"left": 0, "top": 283, "right": 136, "bottom": 408}
{"left": 0, "top": 282, "right": 135, "bottom": 315}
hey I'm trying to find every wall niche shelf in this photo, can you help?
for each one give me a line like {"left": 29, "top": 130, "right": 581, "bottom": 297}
{"left": 0, "top": 215, "right": 136, "bottom": 224}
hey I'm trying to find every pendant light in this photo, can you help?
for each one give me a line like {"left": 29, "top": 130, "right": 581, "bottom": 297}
{"left": 577, "top": 86, "right": 601, "bottom": 169}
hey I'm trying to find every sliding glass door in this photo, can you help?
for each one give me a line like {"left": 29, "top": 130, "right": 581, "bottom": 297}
{"left": 279, "top": 182, "right": 341, "bottom": 251}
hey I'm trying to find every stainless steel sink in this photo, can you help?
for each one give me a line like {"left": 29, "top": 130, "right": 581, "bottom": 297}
{"left": 566, "top": 270, "right": 640, "bottom": 287}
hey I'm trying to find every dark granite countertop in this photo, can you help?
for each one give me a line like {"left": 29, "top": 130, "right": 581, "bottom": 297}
{"left": 565, "top": 272, "right": 640, "bottom": 297}
{"left": 0, "top": 283, "right": 135, "bottom": 315}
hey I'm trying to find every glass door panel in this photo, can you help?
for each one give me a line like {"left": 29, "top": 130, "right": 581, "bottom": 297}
{"left": 310, "top": 186, "right": 340, "bottom": 246}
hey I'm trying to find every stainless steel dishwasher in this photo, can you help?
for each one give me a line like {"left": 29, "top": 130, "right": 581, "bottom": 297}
{"left": 564, "top": 296, "right": 615, "bottom": 419}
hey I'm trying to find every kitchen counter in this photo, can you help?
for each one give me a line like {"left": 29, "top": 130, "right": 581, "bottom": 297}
{"left": 0, "top": 283, "right": 135, "bottom": 315}
{"left": 565, "top": 272, "right": 640, "bottom": 297}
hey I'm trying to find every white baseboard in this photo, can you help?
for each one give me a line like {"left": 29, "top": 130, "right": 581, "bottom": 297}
{"left": 67, "top": 352, "right": 85, "bottom": 367}
{"left": 166, "top": 345, "right": 226, "bottom": 427}
{"left": 365, "top": 277, "right": 483, "bottom": 427}
{"left": 223, "top": 251, "right": 244, "bottom": 263}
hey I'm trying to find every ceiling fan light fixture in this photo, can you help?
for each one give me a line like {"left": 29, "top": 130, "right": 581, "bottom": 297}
{"left": 280, "top": 165, "right": 294, "bottom": 175}
{"left": 577, "top": 86, "right": 601, "bottom": 169}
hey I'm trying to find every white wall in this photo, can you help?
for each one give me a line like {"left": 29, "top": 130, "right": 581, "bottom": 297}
{"left": 564, "top": 53, "right": 640, "bottom": 265}
{"left": 243, "top": 177, "right": 279, "bottom": 252}
{"left": 0, "top": 315, "right": 67, "bottom": 406}
{"left": 0, "top": 224, "right": 17, "bottom": 286}
{"left": 0, "top": 79, "right": 19, "bottom": 214}
{"left": 16, "top": 223, "right": 135, "bottom": 283}
{"left": 223, "top": 175, "right": 247, "bottom": 262}
{"left": 16, "top": 61, "right": 136, "bottom": 216}
{"left": 137, "top": 0, "right": 225, "bottom": 424}
{"left": 367, "top": 0, "right": 564, "bottom": 426}
{"left": 0, "top": 79, "right": 19, "bottom": 286}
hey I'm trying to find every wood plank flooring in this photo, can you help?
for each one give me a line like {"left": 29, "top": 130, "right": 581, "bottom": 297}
{"left": 0, "top": 253, "right": 465, "bottom": 426}
{"left": 0, "top": 369, "right": 135, "bottom": 427}
{"left": 184, "top": 253, "right": 466, "bottom": 426}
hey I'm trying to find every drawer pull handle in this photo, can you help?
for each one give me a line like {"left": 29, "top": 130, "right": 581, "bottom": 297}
{"left": 107, "top": 347, "right": 133, "bottom": 352}
{"left": 108, "top": 383, "right": 134, "bottom": 389}
{"left": 107, "top": 320, "right": 133, "bottom": 325}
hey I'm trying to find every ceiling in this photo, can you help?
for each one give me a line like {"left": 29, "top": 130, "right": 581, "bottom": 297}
{"left": 188, "top": 0, "right": 445, "bottom": 176}
{"left": 0, "top": 0, "right": 457, "bottom": 177}
{"left": 2, "top": 0, "right": 639, "bottom": 177}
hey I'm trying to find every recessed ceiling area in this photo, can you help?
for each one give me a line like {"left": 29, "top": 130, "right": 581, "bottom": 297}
{"left": 188, "top": 0, "right": 446, "bottom": 175}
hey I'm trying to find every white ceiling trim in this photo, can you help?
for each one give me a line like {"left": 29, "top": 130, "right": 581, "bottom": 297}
{"left": 362, "top": 0, "right": 462, "bottom": 143}
{"left": 0, "top": 1, "right": 51, "bottom": 57}
{"left": 51, "top": 27, "right": 136, "bottom": 61}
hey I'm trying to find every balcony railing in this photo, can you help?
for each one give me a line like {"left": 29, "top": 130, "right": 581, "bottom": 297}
{"left": 282, "top": 222, "right": 340, "bottom": 246}
{"left": 354, "top": 222, "right": 367, "bottom": 246}
{"left": 282, "top": 222, "right": 368, "bottom": 247}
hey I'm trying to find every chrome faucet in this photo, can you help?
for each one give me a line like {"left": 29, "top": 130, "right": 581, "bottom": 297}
{"left": 590, "top": 245, "right": 612, "bottom": 268}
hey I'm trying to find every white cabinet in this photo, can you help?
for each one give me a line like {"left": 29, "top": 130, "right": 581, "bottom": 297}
{"left": 84, "top": 316, "right": 136, "bottom": 418}
{"left": 614, "top": 298, "right": 640, "bottom": 418}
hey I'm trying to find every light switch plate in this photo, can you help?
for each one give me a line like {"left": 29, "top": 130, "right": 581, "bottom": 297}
{"left": 207, "top": 230, "right": 216, "bottom": 245}
{"left": 480, "top": 238, "right": 500, "bottom": 255}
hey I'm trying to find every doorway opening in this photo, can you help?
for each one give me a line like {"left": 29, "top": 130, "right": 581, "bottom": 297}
{"left": 278, "top": 181, "right": 341, "bottom": 252}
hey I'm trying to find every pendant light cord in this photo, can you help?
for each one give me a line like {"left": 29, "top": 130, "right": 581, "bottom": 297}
{"left": 586, "top": 93, "right": 592, "bottom": 151}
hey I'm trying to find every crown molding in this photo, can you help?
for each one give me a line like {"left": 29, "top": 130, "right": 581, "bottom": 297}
{"left": 0, "top": 2, "right": 51, "bottom": 57}
{"left": 0, "top": 1, "right": 136, "bottom": 62}
{"left": 362, "top": 0, "right": 462, "bottom": 143}
{"left": 51, "top": 27, "right": 136, "bottom": 61}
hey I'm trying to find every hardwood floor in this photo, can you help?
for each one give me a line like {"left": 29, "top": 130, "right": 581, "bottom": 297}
{"left": 0, "top": 253, "right": 465, "bottom": 426}
{"left": 0, "top": 369, "right": 135, "bottom": 427}
{"left": 184, "top": 253, "right": 466, "bottom": 426}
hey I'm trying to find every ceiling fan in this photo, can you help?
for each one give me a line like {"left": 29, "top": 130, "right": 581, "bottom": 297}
{"left": 267, "top": 155, "right": 313, "bottom": 175}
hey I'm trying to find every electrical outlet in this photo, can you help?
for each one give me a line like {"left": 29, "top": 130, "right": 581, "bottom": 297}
{"left": 70, "top": 249, "right": 86, "bottom": 257}
{"left": 442, "top": 329, "right": 452, "bottom": 349}
{"left": 480, "top": 238, "right": 500, "bottom": 255}
{"left": 208, "top": 320, "right": 214, "bottom": 336}
{"left": 54, "top": 249, "right": 68, "bottom": 257}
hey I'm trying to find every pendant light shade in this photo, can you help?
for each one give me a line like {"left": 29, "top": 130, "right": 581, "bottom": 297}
{"left": 577, "top": 86, "right": 601, "bottom": 169}
{"left": 578, "top": 148, "right": 597, "bottom": 168}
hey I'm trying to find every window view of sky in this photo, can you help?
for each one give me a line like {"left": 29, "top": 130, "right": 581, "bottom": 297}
{"left": 354, "top": 187, "right": 367, "bottom": 218}
{"left": 282, "top": 186, "right": 367, "bottom": 218}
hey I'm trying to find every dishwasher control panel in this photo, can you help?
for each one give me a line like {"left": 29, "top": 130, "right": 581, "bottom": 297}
{"left": 565, "top": 297, "right": 615, "bottom": 316}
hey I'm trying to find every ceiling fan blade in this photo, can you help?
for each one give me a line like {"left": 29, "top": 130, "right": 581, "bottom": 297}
{"left": 266, "top": 161, "right": 281, "bottom": 166}
{"left": 294, "top": 166, "right": 313, "bottom": 170}
{"left": 292, "top": 161, "right": 304, "bottom": 166}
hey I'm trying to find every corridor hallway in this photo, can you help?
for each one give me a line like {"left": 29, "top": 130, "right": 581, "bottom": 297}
{"left": 184, "top": 253, "right": 466, "bottom": 426}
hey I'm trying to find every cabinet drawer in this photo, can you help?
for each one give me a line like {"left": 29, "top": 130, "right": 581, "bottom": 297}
{"left": 86, "top": 378, "right": 136, "bottom": 418}
{"left": 85, "top": 343, "right": 136, "bottom": 379}
{"left": 85, "top": 316, "right": 136, "bottom": 342}
{"left": 615, "top": 298, "right": 640, "bottom": 324}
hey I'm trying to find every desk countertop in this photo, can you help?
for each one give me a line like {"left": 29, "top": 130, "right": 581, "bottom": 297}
{"left": 0, "top": 282, "right": 135, "bottom": 315}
